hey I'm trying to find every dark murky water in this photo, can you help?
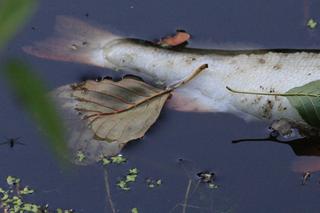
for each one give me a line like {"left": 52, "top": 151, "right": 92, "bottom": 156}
{"left": 2, "top": 0, "right": 320, "bottom": 212}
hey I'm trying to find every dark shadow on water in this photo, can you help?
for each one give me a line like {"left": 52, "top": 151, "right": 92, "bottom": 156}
{"left": 233, "top": 135, "right": 320, "bottom": 157}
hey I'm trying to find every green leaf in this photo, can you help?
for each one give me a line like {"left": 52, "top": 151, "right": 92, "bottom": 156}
{"left": 117, "top": 180, "right": 130, "bottom": 191}
{"left": 131, "top": 207, "right": 138, "bottom": 213}
{"left": 285, "top": 80, "right": 320, "bottom": 127}
{"left": 307, "top": 18, "right": 317, "bottom": 29}
{"left": 129, "top": 168, "right": 138, "bottom": 175}
{"left": 6, "top": 176, "right": 20, "bottom": 186}
{"left": 125, "top": 174, "right": 137, "bottom": 182}
{"left": 21, "top": 203, "right": 39, "bottom": 212}
{"left": 101, "top": 157, "right": 111, "bottom": 166}
{"left": 0, "top": 0, "right": 38, "bottom": 49}
{"left": 110, "top": 155, "right": 127, "bottom": 164}
{"left": 76, "top": 150, "right": 86, "bottom": 162}
{"left": 3, "top": 60, "right": 68, "bottom": 160}
{"left": 19, "top": 186, "right": 34, "bottom": 195}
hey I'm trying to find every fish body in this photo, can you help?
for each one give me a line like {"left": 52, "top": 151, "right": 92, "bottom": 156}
{"left": 25, "top": 16, "right": 320, "bottom": 127}
{"left": 102, "top": 38, "right": 320, "bottom": 125}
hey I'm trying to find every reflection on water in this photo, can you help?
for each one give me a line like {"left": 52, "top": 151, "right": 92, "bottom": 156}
{"left": 233, "top": 135, "right": 320, "bottom": 157}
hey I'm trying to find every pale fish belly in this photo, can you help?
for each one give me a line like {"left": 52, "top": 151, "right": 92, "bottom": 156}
{"left": 221, "top": 52, "right": 320, "bottom": 123}
{"left": 104, "top": 40, "right": 320, "bottom": 124}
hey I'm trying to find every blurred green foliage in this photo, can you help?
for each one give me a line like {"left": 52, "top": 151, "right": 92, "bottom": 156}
{"left": 0, "top": 0, "right": 37, "bottom": 49}
{"left": 4, "top": 61, "right": 68, "bottom": 159}
{"left": 0, "top": 0, "right": 68, "bottom": 161}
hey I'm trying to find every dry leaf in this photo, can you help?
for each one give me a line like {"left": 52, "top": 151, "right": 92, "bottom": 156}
{"left": 53, "top": 64, "right": 207, "bottom": 164}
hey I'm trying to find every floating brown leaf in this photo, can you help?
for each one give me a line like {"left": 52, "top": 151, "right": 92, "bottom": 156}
{"left": 53, "top": 64, "right": 207, "bottom": 164}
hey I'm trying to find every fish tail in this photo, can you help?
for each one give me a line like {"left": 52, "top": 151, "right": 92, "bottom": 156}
{"left": 23, "top": 16, "right": 121, "bottom": 67}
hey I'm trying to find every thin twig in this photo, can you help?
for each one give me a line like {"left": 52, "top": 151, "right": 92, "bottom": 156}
{"left": 182, "top": 179, "right": 192, "bottom": 213}
{"left": 226, "top": 86, "right": 320, "bottom": 97}
{"left": 104, "top": 168, "right": 116, "bottom": 213}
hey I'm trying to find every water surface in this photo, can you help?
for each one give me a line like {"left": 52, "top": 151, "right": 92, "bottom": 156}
{"left": 2, "top": 0, "right": 320, "bottom": 212}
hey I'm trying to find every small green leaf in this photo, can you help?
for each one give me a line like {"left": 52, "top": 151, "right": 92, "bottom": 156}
{"left": 129, "top": 168, "right": 138, "bottom": 175}
{"left": 110, "top": 155, "right": 126, "bottom": 164}
{"left": 56, "top": 208, "right": 63, "bottom": 213}
{"left": 0, "top": 188, "right": 9, "bottom": 201}
{"left": 126, "top": 174, "right": 137, "bottom": 182}
{"left": 6, "top": 176, "right": 20, "bottom": 186}
{"left": 19, "top": 186, "right": 34, "bottom": 195}
{"left": 131, "top": 207, "right": 138, "bottom": 213}
{"left": 101, "top": 158, "right": 111, "bottom": 166}
{"left": 76, "top": 150, "right": 86, "bottom": 162}
{"left": 307, "top": 18, "right": 317, "bottom": 29}
{"left": 117, "top": 180, "right": 130, "bottom": 191}
{"left": 21, "top": 203, "right": 39, "bottom": 212}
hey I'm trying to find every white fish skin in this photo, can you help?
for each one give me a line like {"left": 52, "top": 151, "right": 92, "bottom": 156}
{"left": 103, "top": 39, "right": 320, "bottom": 126}
{"left": 25, "top": 16, "right": 320, "bottom": 127}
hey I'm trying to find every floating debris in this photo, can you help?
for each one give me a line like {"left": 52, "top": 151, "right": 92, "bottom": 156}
{"left": 117, "top": 168, "right": 139, "bottom": 191}
{"left": 145, "top": 178, "right": 162, "bottom": 188}
{"left": 110, "top": 155, "right": 127, "bottom": 164}
{"left": 6, "top": 176, "right": 20, "bottom": 186}
{"left": 0, "top": 176, "right": 73, "bottom": 212}
{"left": 197, "top": 171, "right": 218, "bottom": 189}
{"left": 302, "top": 171, "right": 311, "bottom": 185}
{"left": 307, "top": 18, "right": 317, "bottom": 29}
{"left": 131, "top": 207, "right": 138, "bottom": 213}
{"left": 197, "top": 171, "right": 215, "bottom": 183}
{"left": 76, "top": 150, "right": 86, "bottom": 162}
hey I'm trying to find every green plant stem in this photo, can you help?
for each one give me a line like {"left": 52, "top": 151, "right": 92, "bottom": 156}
{"left": 104, "top": 168, "right": 116, "bottom": 213}
{"left": 182, "top": 179, "right": 192, "bottom": 213}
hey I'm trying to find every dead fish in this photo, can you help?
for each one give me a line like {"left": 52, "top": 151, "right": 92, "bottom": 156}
{"left": 24, "top": 16, "right": 320, "bottom": 134}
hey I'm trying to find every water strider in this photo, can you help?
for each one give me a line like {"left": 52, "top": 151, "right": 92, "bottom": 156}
{"left": 0, "top": 137, "right": 24, "bottom": 148}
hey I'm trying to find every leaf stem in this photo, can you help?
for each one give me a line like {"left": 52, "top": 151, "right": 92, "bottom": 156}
{"left": 226, "top": 86, "right": 320, "bottom": 97}
{"left": 170, "top": 64, "right": 208, "bottom": 89}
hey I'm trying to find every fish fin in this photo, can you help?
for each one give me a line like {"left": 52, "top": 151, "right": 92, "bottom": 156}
{"left": 167, "top": 92, "right": 211, "bottom": 112}
{"left": 51, "top": 85, "right": 124, "bottom": 165}
{"left": 158, "top": 30, "right": 190, "bottom": 47}
{"left": 23, "top": 16, "right": 120, "bottom": 67}
{"left": 292, "top": 157, "right": 320, "bottom": 173}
